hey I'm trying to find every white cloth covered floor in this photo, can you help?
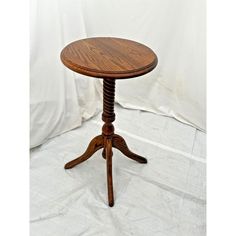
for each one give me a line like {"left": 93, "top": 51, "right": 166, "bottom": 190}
{"left": 30, "top": 105, "right": 206, "bottom": 236}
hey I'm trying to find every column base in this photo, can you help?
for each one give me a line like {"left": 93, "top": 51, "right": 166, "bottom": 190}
{"left": 64, "top": 133, "right": 147, "bottom": 206}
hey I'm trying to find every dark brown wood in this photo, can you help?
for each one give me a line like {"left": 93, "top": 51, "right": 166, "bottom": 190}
{"left": 102, "top": 149, "right": 106, "bottom": 159}
{"left": 64, "top": 78, "right": 148, "bottom": 206}
{"left": 64, "top": 135, "right": 103, "bottom": 169}
{"left": 105, "top": 138, "right": 114, "bottom": 207}
{"left": 102, "top": 79, "right": 115, "bottom": 206}
{"left": 62, "top": 37, "right": 158, "bottom": 207}
{"left": 61, "top": 37, "right": 158, "bottom": 79}
{"left": 112, "top": 134, "right": 147, "bottom": 164}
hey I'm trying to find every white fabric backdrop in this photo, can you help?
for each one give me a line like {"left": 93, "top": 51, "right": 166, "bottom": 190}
{"left": 30, "top": 0, "right": 102, "bottom": 147}
{"left": 30, "top": 0, "right": 205, "bottom": 148}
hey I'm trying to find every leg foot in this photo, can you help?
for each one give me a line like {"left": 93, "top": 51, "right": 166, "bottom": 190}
{"left": 102, "top": 148, "right": 106, "bottom": 159}
{"left": 112, "top": 134, "right": 147, "bottom": 164}
{"left": 105, "top": 138, "right": 114, "bottom": 207}
{"left": 64, "top": 135, "right": 103, "bottom": 169}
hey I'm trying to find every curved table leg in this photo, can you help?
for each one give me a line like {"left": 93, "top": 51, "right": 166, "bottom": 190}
{"left": 64, "top": 135, "right": 104, "bottom": 169}
{"left": 112, "top": 134, "right": 147, "bottom": 164}
{"left": 105, "top": 138, "right": 114, "bottom": 207}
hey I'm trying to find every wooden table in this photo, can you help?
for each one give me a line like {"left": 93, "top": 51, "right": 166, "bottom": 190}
{"left": 61, "top": 37, "right": 158, "bottom": 206}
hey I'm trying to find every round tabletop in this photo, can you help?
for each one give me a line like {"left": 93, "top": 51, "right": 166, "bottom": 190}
{"left": 60, "top": 37, "right": 158, "bottom": 79}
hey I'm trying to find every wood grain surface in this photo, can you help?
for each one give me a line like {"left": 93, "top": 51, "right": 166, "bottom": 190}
{"left": 60, "top": 37, "right": 158, "bottom": 79}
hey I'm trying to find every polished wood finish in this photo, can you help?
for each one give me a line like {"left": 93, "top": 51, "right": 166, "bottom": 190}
{"left": 61, "top": 37, "right": 157, "bottom": 79}
{"left": 112, "top": 134, "right": 147, "bottom": 164}
{"left": 62, "top": 37, "right": 158, "bottom": 207}
{"left": 64, "top": 135, "right": 103, "bottom": 169}
{"left": 64, "top": 79, "right": 148, "bottom": 206}
{"left": 105, "top": 138, "right": 114, "bottom": 207}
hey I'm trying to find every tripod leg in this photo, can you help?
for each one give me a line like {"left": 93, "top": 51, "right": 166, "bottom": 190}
{"left": 112, "top": 134, "right": 147, "bottom": 163}
{"left": 64, "top": 135, "right": 104, "bottom": 169}
{"left": 105, "top": 138, "right": 114, "bottom": 207}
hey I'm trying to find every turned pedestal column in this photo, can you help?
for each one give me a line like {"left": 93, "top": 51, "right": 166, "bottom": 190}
{"left": 61, "top": 37, "right": 158, "bottom": 206}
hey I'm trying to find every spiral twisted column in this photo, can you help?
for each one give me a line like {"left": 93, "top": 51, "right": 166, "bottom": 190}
{"left": 102, "top": 78, "right": 115, "bottom": 206}
{"left": 102, "top": 79, "right": 116, "bottom": 137}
